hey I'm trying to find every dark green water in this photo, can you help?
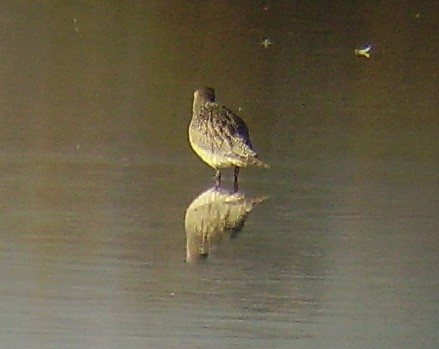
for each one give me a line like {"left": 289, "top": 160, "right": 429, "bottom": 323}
{"left": 0, "top": 1, "right": 438, "bottom": 348}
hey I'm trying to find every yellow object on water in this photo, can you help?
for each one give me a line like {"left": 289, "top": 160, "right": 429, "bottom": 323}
{"left": 355, "top": 45, "right": 371, "bottom": 58}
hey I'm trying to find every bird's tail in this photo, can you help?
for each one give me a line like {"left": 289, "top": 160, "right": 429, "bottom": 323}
{"left": 252, "top": 195, "right": 270, "bottom": 204}
{"left": 249, "top": 156, "right": 270, "bottom": 169}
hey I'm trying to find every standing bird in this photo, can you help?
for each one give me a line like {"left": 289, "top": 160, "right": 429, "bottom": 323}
{"left": 189, "top": 87, "right": 269, "bottom": 189}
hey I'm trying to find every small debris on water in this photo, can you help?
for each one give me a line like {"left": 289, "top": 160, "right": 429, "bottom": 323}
{"left": 355, "top": 44, "right": 372, "bottom": 59}
{"left": 261, "top": 37, "right": 273, "bottom": 48}
{"left": 73, "top": 18, "right": 79, "bottom": 32}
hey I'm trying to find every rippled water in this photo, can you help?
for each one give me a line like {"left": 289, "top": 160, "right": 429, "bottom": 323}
{"left": 0, "top": 1, "right": 438, "bottom": 348}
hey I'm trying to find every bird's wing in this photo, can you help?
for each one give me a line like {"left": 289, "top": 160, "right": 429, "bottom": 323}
{"left": 203, "top": 103, "right": 256, "bottom": 157}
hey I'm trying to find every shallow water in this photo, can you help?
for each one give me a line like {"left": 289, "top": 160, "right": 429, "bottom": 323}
{"left": 0, "top": 1, "right": 438, "bottom": 348}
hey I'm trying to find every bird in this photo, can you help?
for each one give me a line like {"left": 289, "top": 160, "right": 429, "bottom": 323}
{"left": 189, "top": 87, "right": 269, "bottom": 189}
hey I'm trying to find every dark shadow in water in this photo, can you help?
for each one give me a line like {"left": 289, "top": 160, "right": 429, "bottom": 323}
{"left": 185, "top": 186, "right": 268, "bottom": 263}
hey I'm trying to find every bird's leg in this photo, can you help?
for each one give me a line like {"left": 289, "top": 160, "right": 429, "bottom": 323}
{"left": 214, "top": 169, "right": 221, "bottom": 187}
{"left": 233, "top": 167, "right": 240, "bottom": 192}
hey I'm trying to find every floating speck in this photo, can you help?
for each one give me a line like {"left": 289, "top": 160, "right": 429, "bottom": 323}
{"left": 261, "top": 37, "right": 273, "bottom": 48}
{"left": 73, "top": 18, "right": 79, "bottom": 32}
{"left": 355, "top": 44, "right": 371, "bottom": 59}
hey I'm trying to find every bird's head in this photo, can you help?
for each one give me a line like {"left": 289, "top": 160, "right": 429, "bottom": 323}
{"left": 193, "top": 87, "right": 216, "bottom": 113}
{"left": 194, "top": 87, "right": 216, "bottom": 103}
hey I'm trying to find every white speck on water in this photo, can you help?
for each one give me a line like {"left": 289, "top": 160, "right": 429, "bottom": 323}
{"left": 73, "top": 18, "right": 79, "bottom": 32}
{"left": 261, "top": 37, "right": 273, "bottom": 48}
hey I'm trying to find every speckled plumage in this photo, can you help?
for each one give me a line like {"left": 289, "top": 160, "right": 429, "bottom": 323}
{"left": 189, "top": 88, "right": 269, "bottom": 187}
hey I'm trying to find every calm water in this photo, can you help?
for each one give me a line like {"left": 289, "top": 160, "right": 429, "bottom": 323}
{"left": 0, "top": 1, "right": 438, "bottom": 348}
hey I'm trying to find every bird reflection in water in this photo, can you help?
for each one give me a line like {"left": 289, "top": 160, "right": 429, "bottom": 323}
{"left": 185, "top": 186, "right": 268, "bottom": 262}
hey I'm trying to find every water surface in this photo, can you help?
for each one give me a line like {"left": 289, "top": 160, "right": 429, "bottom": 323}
{"left": 0, "top": 1, "right": 438, "bottom": 348}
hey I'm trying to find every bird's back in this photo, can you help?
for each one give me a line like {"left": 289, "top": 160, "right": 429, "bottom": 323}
{"left": 190, "top": 101, "right": 259, "bottom": 168}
